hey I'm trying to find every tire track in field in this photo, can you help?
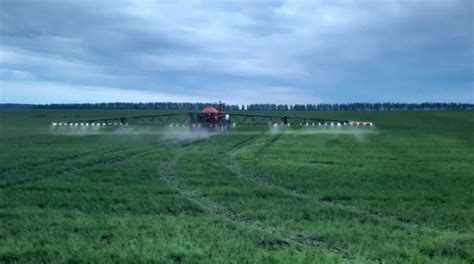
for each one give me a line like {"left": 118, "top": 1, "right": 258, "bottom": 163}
{"left": 0, "top": 148, "right": 159, "bottom": 189}
{"left": 158, "top": 131, "right": 365, "bottom": 262}
{"left": 1, "top": 148, "right": 125, "bottom": 178}
{"left": 229, "top": 130, "right": 268, "bottom": 150}
{"left": 0, "top": 138, "right": 172, "bottom": 177}
{"left": 0, "top": 138, "right": 202, "bottom": 189}
{"left": 254, "top": 129, "right": 286, "bottom": 154}
{"left": 0, "top": 132, "right": 51, "bottom": 141}
{"left": 226, "top": 131, "right": 467, "bottom": 238}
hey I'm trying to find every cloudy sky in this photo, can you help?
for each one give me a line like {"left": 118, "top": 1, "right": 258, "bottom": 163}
{"left": 0, "top": 0, "right": 472, "bottom": 104}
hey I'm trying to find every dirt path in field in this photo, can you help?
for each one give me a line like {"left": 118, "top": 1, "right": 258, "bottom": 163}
{"left": 225, "top": 131, "right": 467, "bottom": 238}
{"left": 158, "top": 132, "right": 366, "bottom": 262}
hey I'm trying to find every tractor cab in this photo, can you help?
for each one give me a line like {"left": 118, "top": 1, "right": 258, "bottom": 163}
{"left": 188, "top": 102, "right": 231, "bottom": 130}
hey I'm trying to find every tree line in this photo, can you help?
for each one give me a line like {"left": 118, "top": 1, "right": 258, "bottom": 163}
{"left": 30, "top": 102, "right": 473, "bottom": 111}
{"left": 246, "top": 102, "right": 474, "bottom": 111}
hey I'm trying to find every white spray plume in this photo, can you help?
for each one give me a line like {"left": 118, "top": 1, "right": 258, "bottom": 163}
{"left": 48, "top": 124, "right": 216, "bottom": 142}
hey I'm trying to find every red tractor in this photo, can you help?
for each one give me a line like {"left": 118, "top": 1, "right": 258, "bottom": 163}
{"left": 188, "top": 102, "right": 231, "bottom": 130}
{"left": 51, "top": 101, "right": 374, "bottom": 129}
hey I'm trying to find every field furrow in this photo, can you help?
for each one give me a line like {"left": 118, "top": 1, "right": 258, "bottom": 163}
{"left": 158, "top": 138, "right": 361, "bottom": 262}
{"left": 227, "top": 131, "right": 469, "bottom": 239}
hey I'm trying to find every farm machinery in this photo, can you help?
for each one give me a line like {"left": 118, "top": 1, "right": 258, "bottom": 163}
{"left": 51, "top": 102, "right": 374, "bottom": 129}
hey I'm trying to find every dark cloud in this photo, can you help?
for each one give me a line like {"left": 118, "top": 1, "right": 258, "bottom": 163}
{"left": 0, "top": 0, "right": 472, "bottom": 104}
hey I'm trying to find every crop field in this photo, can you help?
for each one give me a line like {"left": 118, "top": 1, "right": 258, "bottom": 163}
{"left": 0, "top": 110, "right": 473, "bottom": 263}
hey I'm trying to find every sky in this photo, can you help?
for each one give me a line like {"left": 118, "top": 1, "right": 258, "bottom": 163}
{"left": 0, "top": 0, "right": 472, "bottom": 105}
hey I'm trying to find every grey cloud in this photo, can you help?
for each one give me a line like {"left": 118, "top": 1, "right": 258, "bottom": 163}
{"left": 0, "top": 0, "right": 472, "bottom": 103}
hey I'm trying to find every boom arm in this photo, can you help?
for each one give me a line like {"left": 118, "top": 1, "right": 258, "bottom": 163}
{"left": 51, "top": 112, "right": 373, "bottom": 127}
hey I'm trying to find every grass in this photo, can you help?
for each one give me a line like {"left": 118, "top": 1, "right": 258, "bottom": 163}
{"left": 0, "top": 109, "right": 473, "bottom": 263}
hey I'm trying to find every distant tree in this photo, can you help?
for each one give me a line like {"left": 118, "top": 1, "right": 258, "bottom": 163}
{"left": 33, "top": 102, "right": 473, "bottom": 111}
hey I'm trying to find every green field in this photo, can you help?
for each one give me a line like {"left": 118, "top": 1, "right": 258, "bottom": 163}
{"left": 0, "top": 110, "right": 473, "bottom": 263}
